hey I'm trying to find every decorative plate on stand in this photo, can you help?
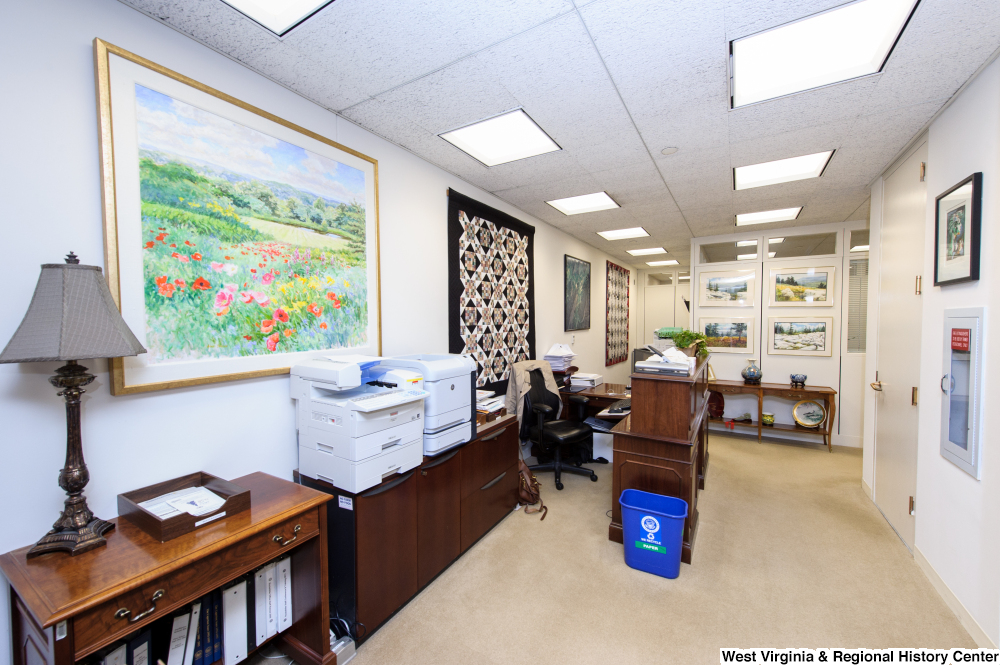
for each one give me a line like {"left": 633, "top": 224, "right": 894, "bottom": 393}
{"left": 792, "top": 400, "right": 826, "bottom": 428}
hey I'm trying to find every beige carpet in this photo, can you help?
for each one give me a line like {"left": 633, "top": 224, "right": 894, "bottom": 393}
{"left": 335, "top": 434, "right": 974, "bottom": 663}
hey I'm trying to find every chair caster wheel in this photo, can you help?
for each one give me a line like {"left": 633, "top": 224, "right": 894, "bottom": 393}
{"left": 555, "top": 482, "right": 564, "bottom": 490}
{"left": 590, "top": 474, "right": 598, "bottom": 482}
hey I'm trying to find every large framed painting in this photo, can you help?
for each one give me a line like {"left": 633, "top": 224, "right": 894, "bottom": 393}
{"left": 767, "top": 317, "right": 834, "bottom": 356}
{"left": 699, "top": 270, "right": 755, "bottom": 307}
{"left": 934, "top": 173, "right": 982, "bottom": 286}
{"left": 95, "top": 40, "right": 380, "bottom": 394}
{"left": 564, "top": 255, "right": 591, "bottom": 331}
{"left": 768, "top": 266, "right": 835, "bottom": 306}
{"left": 448, "top": 190, "right": 534, "bottom": 397}
{"left": 606, "top": 261, "right": 630, "bottom": 366}
{"left": 700, "top": 317, "right": 754, "bottom": 354}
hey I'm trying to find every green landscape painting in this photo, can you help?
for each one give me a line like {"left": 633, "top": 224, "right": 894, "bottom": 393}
{"left": 134, "top": 84, "right": 370, "bottom": 364}
{"left": 564, "top": 255, "right": 591, "bottom": 331}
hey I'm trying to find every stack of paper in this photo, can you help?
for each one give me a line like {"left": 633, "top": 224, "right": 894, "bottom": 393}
{"left": 138, "top": 487, "right": 226, "bottom": 519}
{"left": 544, "top": 343, "right": 576, "bottom": 371}
{"left": 477, "top": 395, "right": 506, "bottom": 413}
{"left": 570, "top": 373, "right": 603, "bottom": 387}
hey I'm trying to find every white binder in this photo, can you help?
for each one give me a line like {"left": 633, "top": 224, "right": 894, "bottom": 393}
{"left": 222, "top": 580, "right": 248, "bottom": 665}
{"left": 275, "top": 557, "right": 293, "bottom": 633}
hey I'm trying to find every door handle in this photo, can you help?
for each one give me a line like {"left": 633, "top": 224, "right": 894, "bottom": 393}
{"left": 940, "top": 374, "right": 954, "bottom": 394}
{"left": 870, "top": 381, "right": 883, "bottom": 391}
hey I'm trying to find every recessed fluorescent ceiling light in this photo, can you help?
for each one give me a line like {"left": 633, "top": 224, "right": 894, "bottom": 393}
{"left": 678, "top": 275, "right": 691, "bottom": 280}
{"left": 731, "top": 0, "right": 917, "bottom": 107}
{"left": 851, "top": 244, "right": 871, "bottom": 251}
{"left": 769, "top": 251, "right": 777, "bottom": 258}
{"left": 220, "top": 0, "right": 335, "bottom": 35}
{"left": 597, "top": 227, "right": 649, "bottom": 241}
{"left": 439, "top": 110, "right": 560, "bottom": 167}
{"left": 769, "top": 237, "right": 785, "bottom": 244}
{"left": 626, "top": 247, "right": 667, "bottom": 256}
{"left": 647, "top": 260, "right": 679, "bottom": 266}
{"left": 736, "top": 240, "right": 758, "bottom": 247}
{"left": 547, "top": 192, "right": 619, "bottom": 215}
{"left": 734, "top": 151, "right": 834, "bottom": 190}
{"left": 737, "top": 253, "right": 758, "bottom": 260}
{"left": 736, "top": 207, "right": 802, "bottom": 226}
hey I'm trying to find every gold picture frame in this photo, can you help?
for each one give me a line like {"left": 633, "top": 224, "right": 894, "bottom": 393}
{"left": 95, "top": 39, "right": 381, "bottom": 395}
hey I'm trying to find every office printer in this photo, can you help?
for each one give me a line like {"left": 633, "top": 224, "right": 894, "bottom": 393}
{"left": 380, "top": 354, "right": 477, "bottom": 456}
{"left": 290, "top": 355, "right": 429, "bottom": 493}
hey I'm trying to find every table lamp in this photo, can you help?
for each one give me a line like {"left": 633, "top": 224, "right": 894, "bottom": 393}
{"left": 0, "top": 253, "right": 146, "bottom": 557}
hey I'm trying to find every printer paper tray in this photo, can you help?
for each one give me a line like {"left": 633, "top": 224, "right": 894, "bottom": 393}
{"left": 299, "top": 437, "right": 422, "bottom": 494}
{"left": 302, "top": 418, "right": 423, "bottom": 462}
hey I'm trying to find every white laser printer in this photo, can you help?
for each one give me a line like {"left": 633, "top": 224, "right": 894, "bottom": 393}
{"left": 290, "top": 355, "right": 429, "bottom": 493}
{"left": 380, "top": 354, "right": 477, "bottom": 456}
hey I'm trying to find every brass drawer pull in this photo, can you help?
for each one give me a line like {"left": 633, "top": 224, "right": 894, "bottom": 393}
{"left": 273, "top": 524, "right": 301, "bottom": 547}
{"left": 115, "top": 589, "right": 165, "bottom": 623}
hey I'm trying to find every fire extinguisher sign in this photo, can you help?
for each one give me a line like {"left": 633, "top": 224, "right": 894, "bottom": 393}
{"left": 951, "top": 328, "right": 970, "bottom": 352}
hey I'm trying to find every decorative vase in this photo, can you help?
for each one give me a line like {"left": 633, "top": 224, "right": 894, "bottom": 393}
{"left": 742, "top": 359, "right": 762, "bottom": 385}
{"left": 762, "top": 412, "right": 775, "bottom": 426}
{"left": 790, "top": 374, "right": 807, "bottom": 388}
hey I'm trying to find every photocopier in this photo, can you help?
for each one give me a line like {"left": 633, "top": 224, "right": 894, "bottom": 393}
{"left": 290, "top": 355, "right": 430, "bottom": 493}
{"left": 380, "top": 354, "right": 477, "bottom": 456}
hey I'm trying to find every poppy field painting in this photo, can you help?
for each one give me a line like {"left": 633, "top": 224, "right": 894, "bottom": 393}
{"left": 96, "top": 41, "right": 380, "bottom": 393}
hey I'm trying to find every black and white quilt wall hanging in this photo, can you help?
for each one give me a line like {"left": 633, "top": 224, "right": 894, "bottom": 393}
{"left": 606, "top": 260, "right": 630, "bottom": 366}
{"left": 448, "top": 190, "right": 535, "bottom": 397}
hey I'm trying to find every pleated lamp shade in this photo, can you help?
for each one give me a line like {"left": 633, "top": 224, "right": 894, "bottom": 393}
{"left": 0, "top": 256, "right": 146, "bottom": 363}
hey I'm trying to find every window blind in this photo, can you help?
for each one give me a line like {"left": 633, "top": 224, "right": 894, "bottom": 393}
{"left": 847, "top": 258, "right": 868, "bottom": 353}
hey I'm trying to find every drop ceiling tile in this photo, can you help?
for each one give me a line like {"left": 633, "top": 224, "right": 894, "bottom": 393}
{"left": 723, "top": 0, "right": 850, "bottom": 40}
{"left": 728, "top": 122, "right": 848, "bottom": 167}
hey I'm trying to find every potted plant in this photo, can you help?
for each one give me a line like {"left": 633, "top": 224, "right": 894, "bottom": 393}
{"left": 670, "top": 329, "right": 709, "bottom": 358}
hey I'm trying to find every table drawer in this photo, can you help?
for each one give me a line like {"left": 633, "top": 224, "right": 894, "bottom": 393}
{"left": 74, "top": 508, "right": 319, "bottom": 658}
{"left": 765, "top": 390, "right": 815, "bottom": 400}
{"left": 711, "top": 386, "right": 748, "bottom": 395}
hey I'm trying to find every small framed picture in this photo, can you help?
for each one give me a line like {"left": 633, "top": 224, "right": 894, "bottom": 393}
{"left": 934, "top": 173, "right": 981, "bottom": 286}
{"left": 769, "top": 266, "right": 835, "bottom": 307}
{"left": 767, "top": 317, "right": 834, "bottom": 356}
{"left": 699, "top": 270, "right": 755, "bottom": 307}
{"left": 700, "top": 317, "right": 754, "bottom": 354}
{"left": 564, "top": 255, "right": 591, "bottom": 331}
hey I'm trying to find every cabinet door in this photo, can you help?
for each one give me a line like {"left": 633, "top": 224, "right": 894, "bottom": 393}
{"left": 416, "top": 449, "right": 462, "bottom": 588}
{"left": 355, "top": 471, "right": 418, "bottom": 634}
{"left": 461, "top": 463, "right": 518, "bottom": 552}
{"left": 461, "top": 424, "right": 517, "bottom": 499}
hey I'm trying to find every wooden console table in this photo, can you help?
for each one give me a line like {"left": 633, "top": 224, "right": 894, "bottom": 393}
{"left": 609, "top": 358, "right": 710, "bottom": 564}
{"left": 708, "top": 380, "right": 838, "bottom": 452}
{"left": 2, "top": 472, "right": 335, "bottom": 665}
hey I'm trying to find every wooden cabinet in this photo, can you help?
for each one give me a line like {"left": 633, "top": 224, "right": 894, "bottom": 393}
{"left": 298, "top": 415, "right": 517, "bottom": 644}
{"left": 1, "top": 473, "right": 334, "bottom": 665}
{"left": 416, "top": 448, "right": 462, "bottom": 588}
{"left": 609, "top": 358, "right": 710, "bottom": 564}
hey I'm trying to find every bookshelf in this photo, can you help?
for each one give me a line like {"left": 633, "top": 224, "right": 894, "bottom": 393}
{"left": 2, "top": 473, "right": 335, "bottom": 665}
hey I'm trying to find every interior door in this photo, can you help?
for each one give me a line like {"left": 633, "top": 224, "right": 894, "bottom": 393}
{"left": 644, "top": 282, "right": 675, "bottom": 345}
{"left": 872, "top": 142, "right": 927, "bottom": 549}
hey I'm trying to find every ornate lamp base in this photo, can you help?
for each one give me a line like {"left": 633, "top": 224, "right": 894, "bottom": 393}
{"left": 26, "top": 360, "right": 114, "bottom": 558}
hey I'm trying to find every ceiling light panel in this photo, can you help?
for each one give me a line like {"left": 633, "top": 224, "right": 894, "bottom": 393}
{"left": 439, "top": 110, "right": 560, "bottom": 167}
{"left": 769, "top": 251, "right": 777, "bottom": 258}
{"left": 547, "top": 192, "right": 620, "bottom": 216}
{"left": 220, "top": 0, "right": 335, "bottom": 36}
{"left": 734, "top": 151, "right": 834, "bottom": 190}
{"left": 769, "top": 237, "right": 785, "bottom": 244}
{"left": 731, "top": 0, "right": 917, "bottom": 107}
{"left": 736, "top": 207, "right": 802, "bottom": 226}
{"left": 737, "top": 253, "right": 758, "bottom": 260}
{"left": 851, "top": 244, "right": 870, "bottom": 251}
{"left": 647, "top": 260, "right": 679, "bottom": 266}
{"left": 597, "top": 227, "right": 649, "bottom": 241}
{"left": 736, "top": 240, "right": 758, "bottom": 247}
{"left": 626, "top": 247, "right": 667, "bottom": 256}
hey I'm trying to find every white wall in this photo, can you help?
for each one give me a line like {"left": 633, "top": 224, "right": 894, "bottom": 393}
{"left": 913, "top": 56, "right": 1000, "bottom": 647}
{"left": 0, "top": 2, "right": 636, "bottom": 660}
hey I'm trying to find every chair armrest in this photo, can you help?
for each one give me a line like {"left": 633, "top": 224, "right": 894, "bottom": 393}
{"left": 567, "top": 395, "right": 589, "bottom": 406}
{"left": 532, "top": 403, "right": 554, "bottom": 416}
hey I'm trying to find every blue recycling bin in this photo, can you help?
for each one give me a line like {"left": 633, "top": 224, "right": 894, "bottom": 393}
{"left": 619, "top": 489, "right": 688, "bottom": 579}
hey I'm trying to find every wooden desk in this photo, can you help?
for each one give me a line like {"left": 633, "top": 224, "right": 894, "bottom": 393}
{"left": 708, "top": 380, "right": 838, "bottom": 451}
{"left": 609, "top": 359, "right": 710, "bottom": 564}
{"left": 560, "top": 382, "right": 631, "bottom": 421}
{"left": 2, "top": 473, "right": 335, "bottom": 665}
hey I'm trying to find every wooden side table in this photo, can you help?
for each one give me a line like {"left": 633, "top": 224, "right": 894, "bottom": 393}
{"left": 2, "top": 472, "right": 335, "bottom": 665}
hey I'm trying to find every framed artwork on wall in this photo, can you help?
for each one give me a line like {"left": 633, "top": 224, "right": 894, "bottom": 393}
{"left": 605, "top": 261, "right": 630, "bottom": 366}
{"left": 564, "top": 255, "right": 591, "bottom": 331}
{"left": 767, "top": 317, "right": 834, "bottom": 356}
{"left": 768, "top": 267, "right": 835, "bottom": 306}
{"left": 934, "top": 172, "right": 982, "bottom": 286}
{"left": 699, "top": 270, "right": 755, "bottom": 307}
{"left": 95, "top": 40, "right": 381, "bottom": 395}
{"left": 699, "top": 317, "right": 754, "bottom": 354}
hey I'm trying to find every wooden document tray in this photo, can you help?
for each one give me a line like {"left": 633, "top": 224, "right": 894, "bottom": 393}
{"left": 117, "top": 471, "right": 250, "bottom": 542}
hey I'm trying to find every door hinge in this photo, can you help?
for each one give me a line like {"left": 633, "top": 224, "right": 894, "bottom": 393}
{"left": 915, "top": 275, "right": 922, "bottom": 295}
{"left": 919, "top": 162, "right": 926, "bottom": 182}
{"left": 912, "top": 387, "right": 919, "bottom": 405}
{"left": 909, "top": 496, "right": 915, "bottom": 516}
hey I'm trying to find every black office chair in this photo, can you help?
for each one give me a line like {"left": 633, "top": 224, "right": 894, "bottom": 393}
{"left": 520, "top": 369, "right": 598, "bottom": 490}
